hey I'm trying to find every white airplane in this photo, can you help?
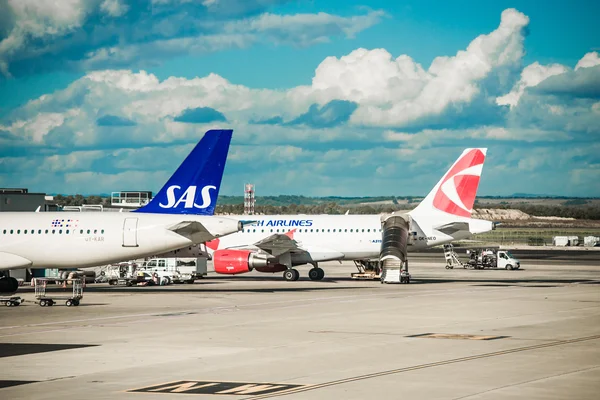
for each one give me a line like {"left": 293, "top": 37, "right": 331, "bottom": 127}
{"left": 161, "top": 148, "right": 495, "bottom": 281}
{"left": 0, "top": 129, "right": 243, "bottom": 293}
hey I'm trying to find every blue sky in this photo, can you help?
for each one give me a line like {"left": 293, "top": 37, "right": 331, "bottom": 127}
{"left": 0, "top": 0, "right": 599, "bottom": 197}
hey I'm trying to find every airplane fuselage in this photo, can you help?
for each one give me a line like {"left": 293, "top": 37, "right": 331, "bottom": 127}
{"left": 0, "top": 212, "right": 240, "bottom": 270}
{"left": 171, "top": 213, "right": 493, "bottom": 265}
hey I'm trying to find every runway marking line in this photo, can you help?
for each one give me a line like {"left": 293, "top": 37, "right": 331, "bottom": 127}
{"left": 126, "top": 380, "right": 310, "bottom": 396}
{"left": 243, "top": 334, "right": 600, "bottom": 400}
{"left": 406, "top": 333, "right": 509, "bottom": 340}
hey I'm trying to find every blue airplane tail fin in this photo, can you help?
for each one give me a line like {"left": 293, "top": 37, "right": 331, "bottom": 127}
{"left": 133, "top": 129, "right": 233, "bottom": 215}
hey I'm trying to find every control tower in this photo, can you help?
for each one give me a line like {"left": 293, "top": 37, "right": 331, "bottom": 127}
{"left": 244, "top": 184, "right": 255, "bottom": 215}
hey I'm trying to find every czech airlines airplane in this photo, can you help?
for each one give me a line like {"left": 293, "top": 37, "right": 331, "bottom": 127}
{"left": 163, "top": 148, "right": 494, "bottom": 281}
{"left": 0, "top": 129, "right": 242, "bottom": 293}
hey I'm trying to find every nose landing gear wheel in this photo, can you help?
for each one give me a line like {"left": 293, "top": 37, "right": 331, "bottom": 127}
{"left": 283, "top": 269, "right": 300, "bottom": 281}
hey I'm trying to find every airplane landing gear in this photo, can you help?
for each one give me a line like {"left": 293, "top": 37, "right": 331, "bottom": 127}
{"left": 308, "top": 267, "right": 324, "bottom": 281}
{"left": 283, "top": 269, "right": 300, "bottom": 281}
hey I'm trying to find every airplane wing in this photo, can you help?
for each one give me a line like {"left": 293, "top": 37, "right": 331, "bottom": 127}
{"left": 252, "top": 233, "right": 306, "bottom": 257}
{"left": 168, "top": 221, "right": 214, "bottom": 244}
{"left": 219, "top": 233, "right": 307, "bottom": 258}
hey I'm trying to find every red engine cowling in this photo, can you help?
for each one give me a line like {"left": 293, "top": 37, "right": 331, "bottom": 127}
{"left": 213, "top": 249, "right": 270, "bottom": 275}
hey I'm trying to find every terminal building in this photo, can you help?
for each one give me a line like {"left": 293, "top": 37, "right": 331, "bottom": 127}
{"left": 0, "top": 188, "right": 58, "bottom": 212}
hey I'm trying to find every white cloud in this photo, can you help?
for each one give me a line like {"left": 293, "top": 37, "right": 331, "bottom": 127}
{"left": 100, "top": 0, "right": 129, "bottom": 17}
{"left": 575, "top": 52, "right": 600, "bottom": 70}
{"left": 0, "top": 1, "right": 384, "bottom": 78}
{"left": 295, "top": 8, "right": 530, "bottom": 127}
{"left": 496, "top": 62, "right": 568, "bottom": 107}
{"left": 224, "top": 10, "right": 385, "bottom": 46}
{"left": 1, "top": 8, "right": 599, "bottom": 196}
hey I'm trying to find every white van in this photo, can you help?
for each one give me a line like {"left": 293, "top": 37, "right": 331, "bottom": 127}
{"left": 141, "top": 257, "right": 207, "bottom": 283}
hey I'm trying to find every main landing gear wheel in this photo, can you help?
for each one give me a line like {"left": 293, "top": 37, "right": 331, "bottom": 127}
{"left": 308, "top": 268, "right": 325, "bottom": 281}
{"left": 283, "top": 269, "right": 300, "bottom": 281}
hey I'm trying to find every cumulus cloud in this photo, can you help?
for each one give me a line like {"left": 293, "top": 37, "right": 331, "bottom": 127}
{"left": 496, "top": 62, "right": 568, "bottom": 107}
{"left": 0, "top": 0, "right": 383, "bottom": 78}
{"left": 290, "top": 8, "right": 530, "bottom": 127}
{"left": 96, "top": 114, "right": 136, "bottom": 126}
{"left": 497, "top": 51, "right": 600, "bottom": 107}
{"left": 174, "top": 107, "right": 227, "bottom": 123}
{"left": 1, "top": 7, "right": 599, "bottom": 196}
{"left": 575, "top": 51, "right": 600, "bottom": 70}
{"left": 286, "top": 100, "right": 358, "bottom": 128}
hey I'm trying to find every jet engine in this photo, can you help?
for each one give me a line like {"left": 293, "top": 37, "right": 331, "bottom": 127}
{"left": 0, "top": 277, "right": 19, "bottom": 294}
{"left": 213, "top": 249, "right": 271, "bottom": 275}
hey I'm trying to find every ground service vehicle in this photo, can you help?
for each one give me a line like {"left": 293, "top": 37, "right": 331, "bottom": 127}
{"left": 444, "top": 245, "right": 521, "bottom": 270}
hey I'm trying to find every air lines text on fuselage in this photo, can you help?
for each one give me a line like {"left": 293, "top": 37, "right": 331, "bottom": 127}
{"left": 254, "top": 219, "right": 313, "bottom": 227}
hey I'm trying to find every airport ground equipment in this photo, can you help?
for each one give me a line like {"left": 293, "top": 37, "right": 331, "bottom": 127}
{"left": 379, "top": 214, "right": 411, "bottom": 284}
{"left": 33, "top": 277, "right": 84, "bottom": 307}
{"left": 139, "top": 257, "right": 207, "bottom": 283}
{"left": 443, "top": 244, "right": 465, "bottom": 269}
{"left": 444, "top": 245, "right": 520, "bottom": 270}
{"left": 351, "top": 260, "right": 381, "bottom": 279}
{"left": 1, "top": 296, "right": 24, "bottom": 307}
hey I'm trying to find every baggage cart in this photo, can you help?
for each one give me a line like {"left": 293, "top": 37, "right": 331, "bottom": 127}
{"left": 33, "top": 277, "right": 84, "bottom": 307}
{"left": 1, "top": 296, "right": 24, "bottom": 307}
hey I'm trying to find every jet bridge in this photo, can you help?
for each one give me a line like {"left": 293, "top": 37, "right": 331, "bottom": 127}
{"left": 379, "top": 213, "right": 411, "bottom": 284}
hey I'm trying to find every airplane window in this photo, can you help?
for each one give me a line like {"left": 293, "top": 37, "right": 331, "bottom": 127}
{"left": 253, "top": 229, "right": 256, "bottom": 233}
{"left": 52, "top": 230, "right": 55, "bottom": 234}
{"left": 38, "top": 229, "right": 41, "bottom": 234}
{"left": 24, "top": 229, "right": 28, "bottom": 234}
{"left": 59, "top": 230, "right": 62, "bottom": 234}
{"left": 31, "top": 230, "right": 34, "bottom": 234}
{"left": 66, "top": 230, "right": 70, "bottom": 234}
{"left": 350, "top": 229, "right": 353, "bottom": 232}
{"left": 80, "top": 229, "right": 83, "bottom": 234}
{"left": 94, "top": 229, "right": 97, "bottom": 234}
{"left": 17, "top": 230, "right": 20, "bottom": 234}
{"left": 367, "top": 229, "right": 370, "bottom": 232}
{"left": 270, "top": 229, "right": 273, "bottom": 232}
{"left": 327, "top": 229, "right": 330, "bottom": 232}
{"left": 45, "top": 230, "right": 48, "bottom": 234}
{"left": 362, "top": 229, "right": 365, "bottom": 232}
{"left": 2, "top": 230, "right": 5, "bottom": 234}
{"left": 345, "top": 229, "right": 347, "bottom": 232}
{"left": 87, "top": 229, "right": 90, "bottom": 234}
{"left": 10, "top": 229, "right": 13, "bottom": 234}
{"left": 101, "top": 229, "right": 104, "bottom": 234}
{"left": 310, "top": 229, "right": 313, "bottom": 232}
{"left": 261, "top": 229, "right": 264, "bottom": 233}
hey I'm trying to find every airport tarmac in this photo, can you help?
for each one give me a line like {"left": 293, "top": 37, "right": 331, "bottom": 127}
{"left": 1, "top": 252, "right": 599, "bottom": 400}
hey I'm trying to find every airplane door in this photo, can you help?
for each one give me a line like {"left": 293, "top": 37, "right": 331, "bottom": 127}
{"left": 122, "top": 217, "right": 139, "bottom": 247}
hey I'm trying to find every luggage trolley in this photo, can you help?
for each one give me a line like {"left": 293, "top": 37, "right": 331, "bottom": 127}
{"left": 0, "top": 296, "right": 24, "bottom": 307}
{"left": 33, "top": 277, "right": 84, "bottom": 307}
